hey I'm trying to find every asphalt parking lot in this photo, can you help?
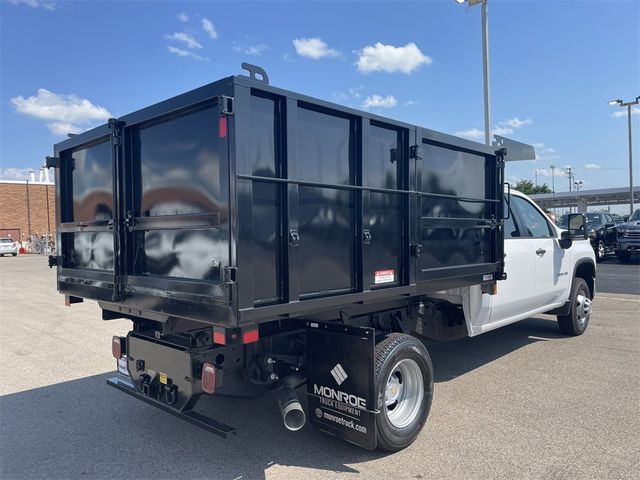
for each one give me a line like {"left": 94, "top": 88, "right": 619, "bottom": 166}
{"left": 1, "top": 255, "right": 639, "bottom": 480}
{"left": 597, "top": 255, "right": 640, "bottom": 295}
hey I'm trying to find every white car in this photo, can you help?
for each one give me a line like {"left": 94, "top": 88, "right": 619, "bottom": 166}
{"left": 432, "top": 189, "right": 596, "bottom": 337}
{"left": 0, "top": 238, "right": 19, "bottom": 257}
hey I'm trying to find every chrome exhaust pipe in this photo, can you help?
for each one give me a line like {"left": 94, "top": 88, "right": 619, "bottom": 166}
{"left": 277, "top": 376, "right": 306, "bottom": 431}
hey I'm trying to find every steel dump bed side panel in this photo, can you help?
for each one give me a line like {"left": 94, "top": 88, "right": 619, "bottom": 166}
{"left": 230, "top": 77, "right": 504, "bottom": 326}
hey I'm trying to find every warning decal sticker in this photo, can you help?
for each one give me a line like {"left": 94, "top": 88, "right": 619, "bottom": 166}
{"left": 374, "top": 269, "right": 395, "bottom": 284}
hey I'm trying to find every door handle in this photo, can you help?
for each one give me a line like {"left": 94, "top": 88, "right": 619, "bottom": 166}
{"left": 536, "top": 248, "right": 546, "bottom": 256}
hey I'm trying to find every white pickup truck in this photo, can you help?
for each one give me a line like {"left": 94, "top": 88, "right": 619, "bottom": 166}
{"left": 431, "top": 189, "right": 596, "bottom": 338}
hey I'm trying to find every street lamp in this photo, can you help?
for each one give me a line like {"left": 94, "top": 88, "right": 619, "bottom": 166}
{"left": 608, "top": 95, "right": 639, "bottom": 215}
{"left": 574, "top": 180, "right": 583, "bottom": 192}
{"left": 455, "top": 0, "right": 492, "bottom": 146}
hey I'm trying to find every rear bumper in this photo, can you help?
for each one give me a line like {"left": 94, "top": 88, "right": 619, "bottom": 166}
{"left": 107, "top": 375, "right": 236, "bottom": 438}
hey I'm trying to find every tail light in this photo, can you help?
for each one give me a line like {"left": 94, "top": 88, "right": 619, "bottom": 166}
{"left": 112, "top": 336, "right": 126, "bottom": 359}
{"left": 201, "top": 363, "right": 216, "bottom": 394}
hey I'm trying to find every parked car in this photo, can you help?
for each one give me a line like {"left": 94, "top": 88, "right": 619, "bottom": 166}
{"left": 611, "top": 213, "right": 625, "bottom": 225}
{"left": 615, "top": 209, "right": 640, "bottom": 263}
{"left": 558, "top": 212, "right": 616, "bottom": 262}
{"left": 0, "top": 238, "right": 19, "bottom": 256}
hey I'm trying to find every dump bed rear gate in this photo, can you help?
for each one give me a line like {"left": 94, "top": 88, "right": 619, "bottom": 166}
{"left": 52, "top": 75, "right": 504, "bottom": 330}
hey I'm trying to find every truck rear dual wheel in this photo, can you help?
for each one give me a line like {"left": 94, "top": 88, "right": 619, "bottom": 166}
{"left": 374, "top": 333, "right": 434, "bottom": 452}
{"left": 557, "top": 278, "right": 592, "bottom": 336}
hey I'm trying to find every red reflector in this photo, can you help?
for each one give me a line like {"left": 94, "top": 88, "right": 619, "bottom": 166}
{"left": 213, "top": 331, "right": 226, "bottom": 345}
{"left": 112, "top": 336, "right": 123, "bottom": 359}
{"left": 202, "top": 363, "right": 216, "bottom": 394}
{"left": 64, "top": 295, "right": 71, "bottom": 307}
{"left": 219, "top": 116, "right": 228, "bottom": 138}
{"left": 242, "top": 329, "right": 259, "bottom": 344}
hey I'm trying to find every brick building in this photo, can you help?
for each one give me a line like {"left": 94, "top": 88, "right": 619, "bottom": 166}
{"left": 0, "top": 175, "right": 56, "bottom": 242}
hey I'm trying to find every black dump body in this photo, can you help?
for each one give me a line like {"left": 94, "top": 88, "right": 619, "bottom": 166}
{"left": 51, "top": 71, "right": 505, "bottom": 333}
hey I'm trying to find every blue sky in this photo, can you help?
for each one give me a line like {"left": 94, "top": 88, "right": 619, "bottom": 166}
{"left": 1, "top": 0, "right": 638, "bottom": 195}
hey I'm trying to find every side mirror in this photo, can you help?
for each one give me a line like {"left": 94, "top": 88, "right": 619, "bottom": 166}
{"left": 559, "top": 230, "right": 573, "bottom": 249}
{"left": 605, "top": 222, "right": 614, "bottom": 228}
{"left": 567, "top": 213, "right": 588, "bottom": 239}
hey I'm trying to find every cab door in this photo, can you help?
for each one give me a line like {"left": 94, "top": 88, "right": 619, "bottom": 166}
{"left": 510, "top": 195, "right": 571, "bottom": 307}
{"left": 489, "top": 199, "right": 539, "bottom": 322}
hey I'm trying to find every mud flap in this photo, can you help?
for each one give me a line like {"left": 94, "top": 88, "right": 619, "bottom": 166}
{"left": 306, "top": 322, "right": 378, "bottom": 450}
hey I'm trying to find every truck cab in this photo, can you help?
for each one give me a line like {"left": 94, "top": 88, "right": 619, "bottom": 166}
{"left": 430, "top": 189, "right": 595, "bottom": 337}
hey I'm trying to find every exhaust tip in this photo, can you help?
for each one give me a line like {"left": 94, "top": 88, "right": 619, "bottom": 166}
{"left": 282, "top": 401, "right": 306, "bottom": 431}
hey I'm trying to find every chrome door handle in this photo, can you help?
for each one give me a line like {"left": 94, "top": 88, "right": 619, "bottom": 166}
{"left": 536, "top": 248, "right": 546, "bottom": 255}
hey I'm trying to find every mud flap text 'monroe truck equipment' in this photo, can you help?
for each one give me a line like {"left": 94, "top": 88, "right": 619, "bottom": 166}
{"left": 49, "top": 64, "right": 524, "bottom": 451}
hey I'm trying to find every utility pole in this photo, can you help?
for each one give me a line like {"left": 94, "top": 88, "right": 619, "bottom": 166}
{"left": 455, "top": 0, "right": 492, "bottom": 146}
{"left": 550, "top": 165, "right": 556, "bottom": 193}
{"left": 608, "top": 96, "right": 639, "bottom": 215}
{"left": 565, "top": 167, "right": 573, "bottom": 192}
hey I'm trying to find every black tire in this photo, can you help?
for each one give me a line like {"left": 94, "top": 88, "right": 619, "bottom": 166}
{"left": 11, "top": 253, "right": 17, "bottom": 257}
{"left": 374, "top": 333, "right": 434, "bottom": 452}
{"left": 594, "top": 240, "right": 605, "bottom": 262}
{"left": 617, "top": 252, "right": 630, "bottom": 263}
{"left": 557, "top": 277, "right": 592, "bottom": 336}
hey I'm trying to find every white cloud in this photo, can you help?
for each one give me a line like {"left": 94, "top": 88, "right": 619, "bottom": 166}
{"left": 455, "top": 128, "right": 484, "bottom": 140}
{"left": 201, "top": 17, "right": 218, "bottom": 39}
{"left": 612, "top": 106, "right": 640, "bottom": 118}
{"left": 177, "top": 12, "right": 189, "bottom": 22}
{"left": 0, "top": 167, "right": 35, "bottom": 181}
{"left": 283, "top": 53, "right": 294, "bottom": 62}
{"left": 356, "top": 42, "right": 431, "bottom": 74}
{"left": 584, "top": 163, "right": 602, "bottom": 170}
{"left": 332, "top": 85, "right": 365, "bottom": 106}
{"left": 349, "top": 85, "right": 365, "bottom": 98}
{"left": 9, "top": 0, "right": 55, "bottom": 10}
{"left": 235, "top": 43, "right": 269, "bottom": 55}
{"left": 362, "top": 95, "right": 398, "bottom": 109}
{"left": 404, "top": 100, "right": 419, "bottom": 106}
{"left": 167, "top": 45, "right": 208, "bottom": 61}
{"left": 493, "top": 126, "right": 513, "bottom": 136}
{"left": 47, "top": 122, "right": 82, "bottom": 136}
{"left": 11, "top": 88, "right": 111, "bottom": 136}
{"left": 165, "top": 32, "right": 202, "bottom": 49}
{"left": 535, "top": 146, "right": 558, "bottom": 162}
{"left": 457, "top": 116, "right": 532, "bottom": 141}
{"left": 293, "top": 37, "right": 340, "bottom": 59}
{"left": 499, "top": 117, "right": 532, "bottom": 129}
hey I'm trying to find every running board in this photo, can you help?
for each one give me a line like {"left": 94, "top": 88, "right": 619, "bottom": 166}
{"left": 107, "top": 376, "right": 236, "bottom": 438}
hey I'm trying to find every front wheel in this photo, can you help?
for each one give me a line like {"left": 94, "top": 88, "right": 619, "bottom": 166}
{"left": 374, "top": 333, "right": 434, "bottom": 452}
{"left": 594, "top": 240, "right": 605, "bottom": 262}
{"left": 557, "top": 278, "right": 592, "bottom": 336}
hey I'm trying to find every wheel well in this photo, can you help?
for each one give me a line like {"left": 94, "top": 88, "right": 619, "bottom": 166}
{"left": 575, "top": 261, "right": 595, "bottom": 298}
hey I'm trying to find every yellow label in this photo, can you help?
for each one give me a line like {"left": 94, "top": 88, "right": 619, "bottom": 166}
{"left": 159, "top": 372, "right": 168, "bottom": 385}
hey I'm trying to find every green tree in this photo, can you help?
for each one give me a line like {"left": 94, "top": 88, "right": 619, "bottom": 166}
{"left": 514, "top": 180, "right": 552, "bottom": 195}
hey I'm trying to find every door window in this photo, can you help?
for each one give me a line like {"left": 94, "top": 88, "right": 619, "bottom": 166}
{"left": 511, "top": 196, "right": 553, "bottom": 238}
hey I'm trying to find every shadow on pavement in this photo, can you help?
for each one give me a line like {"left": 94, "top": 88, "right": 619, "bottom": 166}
{"left": 1, "top": 316, "right": 564, "bottom": 480}
{"left": 426, "top": 316, "right": 565, "bottom": 383}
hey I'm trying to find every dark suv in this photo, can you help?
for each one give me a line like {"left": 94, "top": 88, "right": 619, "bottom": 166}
{"left": 615, "top": 209, "right": 640, "bottom": 263}
{"left": 558, "top": 212, "right": 616, "bottom": 262}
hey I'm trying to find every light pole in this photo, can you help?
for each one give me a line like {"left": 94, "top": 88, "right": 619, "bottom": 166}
{"left": 574, "top": 180, "right": 583, "bottom": 192}
{"left": 455, "top": 0, "right": 492, "bottom": 146}
{"left": 550, "top": 165, "right": 556, "bottom": 193}
{"left": 608, "top": 96, "right": 639, "bottom": 215}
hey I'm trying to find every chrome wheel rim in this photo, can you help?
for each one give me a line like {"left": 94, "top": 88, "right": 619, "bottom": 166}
{"left": 598, "top": 241, "right": 605, "bottom": 259}
{"left": 385, "top": 358, "right": 424, "bottom": 428}
{"left": 576, "top": 289, "right": 592, "bottom": 326}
